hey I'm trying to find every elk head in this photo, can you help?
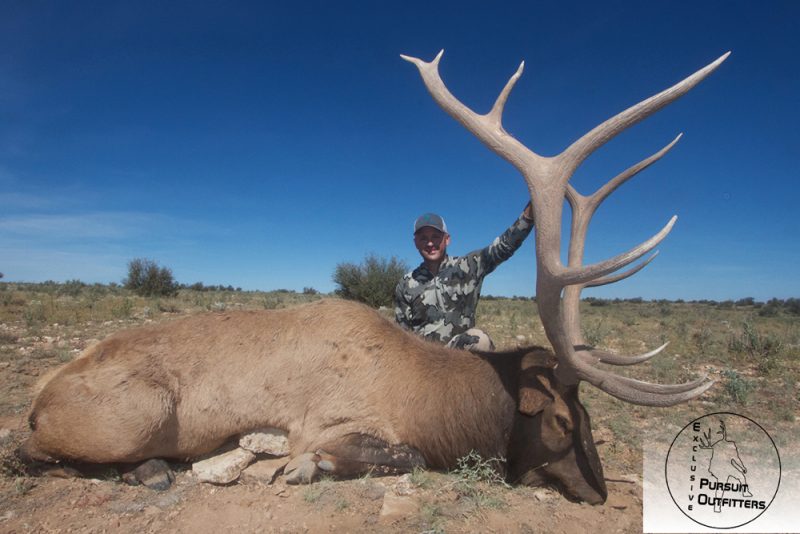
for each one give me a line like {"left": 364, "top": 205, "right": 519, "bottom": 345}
{"left": 510, "top": 354, "right": 607, "bottom": 503}
{"left": 402, "top": 49, "right": 727, "bottom": 406}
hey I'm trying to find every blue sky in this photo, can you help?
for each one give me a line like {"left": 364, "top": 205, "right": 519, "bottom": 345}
{"left": 1, "top": 1, "right": 797, "bottom": 300}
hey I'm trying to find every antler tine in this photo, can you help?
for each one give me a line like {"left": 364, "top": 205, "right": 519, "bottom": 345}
{"left": 488, "top": 60, "right": 525, "bottom": 123}
{"left": 557, "top": 52, "right": 730, "bottom": 183}
{"left": 560, "top": 215, "right": 676, "bottom": 286}
{"left": 589, "top": 134, "right": 682, "bottom": 211}
{"left": 583, "top": 342, "right": 668, "bottom": 365}
{"left": 569, "top": 361, "right": 714, "bottom": 407}
{"left": 400, "top": 51, "right": 544, "bottom": 178}
{"left": 585, "top": 252, "right": 658, "bottom": 288}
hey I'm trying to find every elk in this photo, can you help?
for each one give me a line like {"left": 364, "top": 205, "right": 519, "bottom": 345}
{"left": 22, "top": 51, "right": 727, "bottom": 504}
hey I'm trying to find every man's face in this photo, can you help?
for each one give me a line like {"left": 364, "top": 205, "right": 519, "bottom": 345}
{"left": 414, "top": 227, "right": 450, "bottom": 264}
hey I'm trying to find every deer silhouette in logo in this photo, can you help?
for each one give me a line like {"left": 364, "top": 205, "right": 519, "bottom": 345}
{"left": 699, "top": 419, "right": 753, "bottom": 512}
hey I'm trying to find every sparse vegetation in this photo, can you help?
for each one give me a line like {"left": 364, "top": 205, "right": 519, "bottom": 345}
{"left": 333, "top": 253, "right": 408, "bottom": 308}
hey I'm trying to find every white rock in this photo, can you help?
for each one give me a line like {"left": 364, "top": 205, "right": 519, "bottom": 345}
{"left": 192, "top": 448, "right": 256, "bottom": 484}
{"left": 239, "top": 427, "right": 290, "bottom": 456}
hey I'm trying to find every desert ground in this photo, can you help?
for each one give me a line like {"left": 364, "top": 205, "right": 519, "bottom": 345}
{"left": 1, "top": 284, "right": 797, "bottom": 532}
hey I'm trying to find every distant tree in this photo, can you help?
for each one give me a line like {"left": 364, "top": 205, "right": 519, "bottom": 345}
{"left": 303, "top": 287, "right": 319, "bottom": 295}
{"left": 333, "top": 254, "right": 408, "bottom": 308}
{"left": 758, "top": 298, "right": 781, "bottom": 317}
{"left": 124, "top": 258, "right": 178, "bottom": 297}
{"left": 785, "top": 298, "right": 800, "bottom": 315}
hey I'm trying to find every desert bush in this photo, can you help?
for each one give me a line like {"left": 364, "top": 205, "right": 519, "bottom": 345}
{"left": 727, "top": 321, "right": 783, "bottom": 374}
{"left": 758, "top": 298, "right": 781, "bottom": 317}
{"left": 451, "top": 450, "right": 508, "bottom": 488}
{"left": 333, "top": 254, "right": 408, "bottom": 308}
{"left": 721, "top": 369, "right": 756, "bottom": 404}
{"left": 449, "top": 450, "right": 509, "bottom": 511}
{"left": 582, "top": 317, "right": 609, "bottom": 346}
{"left": 59, "top": 279, "right": 86, "bottom": 296}
{"left": 123, "top": 258, "right": 178, "bottom": 297}
{"left": 692, "top": 324, "right": 714, "bottom": 355}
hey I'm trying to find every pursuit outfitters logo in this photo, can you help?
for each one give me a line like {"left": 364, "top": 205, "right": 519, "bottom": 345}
{"left": 665, "top": 412, "right": 781, "bottom": 529}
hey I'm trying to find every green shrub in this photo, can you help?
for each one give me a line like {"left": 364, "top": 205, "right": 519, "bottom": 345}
{"left": 333, "top": 254, "right": 408, "bottom": 308}
{"left": 722, "top": 369, "right": 756, "bottom": 405}
{"left": 123, "top": 258, "right": 178, "bottom": 297}
{"left": 727, "top": 321, "right": 783, "bottom": 374}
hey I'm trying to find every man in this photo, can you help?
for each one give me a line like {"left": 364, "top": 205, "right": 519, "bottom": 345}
{"left": 395, "top": 202, "right": 534, "bottom": 351}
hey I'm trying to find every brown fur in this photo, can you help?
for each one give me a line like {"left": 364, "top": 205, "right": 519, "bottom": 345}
{"left": 24, "top": 299, "right": 606, "bottom": 502}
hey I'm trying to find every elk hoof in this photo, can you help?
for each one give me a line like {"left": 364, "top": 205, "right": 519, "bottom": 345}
{"left": 284, "top": 452, "right": 320, "bottom": 485}
{"left": 124, "top": 459, "right": 175, "bottom": 491}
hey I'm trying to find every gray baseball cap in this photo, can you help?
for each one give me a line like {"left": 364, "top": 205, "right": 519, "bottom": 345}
{"left": 414, "top": 212, "right": 448, "bottom": 234}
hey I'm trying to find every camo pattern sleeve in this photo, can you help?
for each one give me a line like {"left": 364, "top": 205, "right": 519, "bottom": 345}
{"left": 394, "top": 214, "right": 533, "bottom": 344}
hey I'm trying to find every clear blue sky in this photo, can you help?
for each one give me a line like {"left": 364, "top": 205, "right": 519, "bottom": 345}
{"left": 1, "top": 1, "right": 797, "bottom": 300}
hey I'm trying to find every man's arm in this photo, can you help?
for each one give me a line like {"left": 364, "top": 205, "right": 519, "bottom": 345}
{"left": 473, "top": 201, "right": 535, "bottom": 276}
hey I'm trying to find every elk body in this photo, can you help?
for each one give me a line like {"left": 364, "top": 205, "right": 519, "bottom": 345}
{"left": 24, "top": 299, "right": 607, "bottom": 503}
{"left": 23, "top": 51, "right": 728, "bottom": 504}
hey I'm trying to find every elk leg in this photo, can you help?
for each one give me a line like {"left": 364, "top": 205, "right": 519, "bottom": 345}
{"left": 314, "top": 433, "right": 425, "bottom": 478}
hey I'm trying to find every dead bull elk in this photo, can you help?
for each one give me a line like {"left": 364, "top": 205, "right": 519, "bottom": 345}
{"left": 22, "top": 51, "right": 728, "bottom": 503}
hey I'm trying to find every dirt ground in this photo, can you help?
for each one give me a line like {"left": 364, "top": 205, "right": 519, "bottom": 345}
{"left": 0, "top": 312, "right": 646, "bottom": 533}
{"left": 0, "top": 426, "right": 644, "bottom": 534}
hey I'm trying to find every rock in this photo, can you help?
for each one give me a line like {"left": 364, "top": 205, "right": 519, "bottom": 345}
{"left": 239, "top": 428, "right": 290, "bottom": 456}
{"left": 393, "top": 473, "right": 415, "bottom": 496}
{"left": 362, "top": 481, "right": 386, "bottom": 501}
{"left": 192, "top": 448, "right": 256, "bottom": 484}
{"left": 0, "top": 428, "right": 12, "bottom": 446}
{"left": 283, "top": 453, "right": 319, "bottom": 485}
{"left": 241, "top": 457, "right": 289, "bottom": 484}
{"left": 532, "top": 487, "right": 556, "bottom": 502}
{"left": 380, "top": 493, "right": 418, "bottom": 520}
{"left": 127, "top": 459, "right": 175, "bottom": 491}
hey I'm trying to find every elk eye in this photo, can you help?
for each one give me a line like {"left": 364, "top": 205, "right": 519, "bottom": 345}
{"left": 555, "top": 414, "right": 571, "bottom": 433}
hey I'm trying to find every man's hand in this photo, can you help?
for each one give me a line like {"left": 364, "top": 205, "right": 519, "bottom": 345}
{"left": 522, "top": 201, "right": 534, "bottom": 222}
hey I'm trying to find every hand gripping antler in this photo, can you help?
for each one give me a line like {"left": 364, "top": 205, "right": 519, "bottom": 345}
{"left": 402, "top": 50, "right": 729, "bottom": 406}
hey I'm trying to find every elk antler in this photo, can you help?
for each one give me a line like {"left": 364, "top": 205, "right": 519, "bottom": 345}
{"left": 402, "top": 50, "right": 729, "bottom": 406}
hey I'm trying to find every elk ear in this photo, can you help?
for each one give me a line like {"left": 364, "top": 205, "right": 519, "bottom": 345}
{"left": 518, "top": 375, "right": 553, "bottom": 416}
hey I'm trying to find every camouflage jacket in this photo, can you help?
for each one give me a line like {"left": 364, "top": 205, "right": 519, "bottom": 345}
{"left": 394, "top": 214, "right": 534, "bottom": 343}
